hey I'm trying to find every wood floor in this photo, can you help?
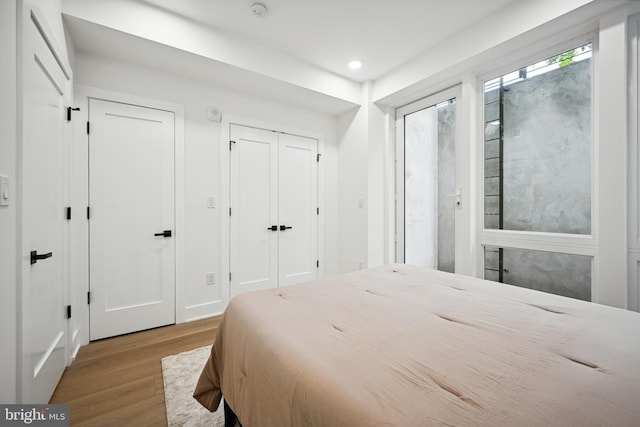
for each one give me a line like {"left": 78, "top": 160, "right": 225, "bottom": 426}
{"left": 50, "top": 316, "right": 221, "bottom": 426}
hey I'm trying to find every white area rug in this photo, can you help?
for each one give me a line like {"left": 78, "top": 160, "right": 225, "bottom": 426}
{"left": 162, "top": 345, "right": 225, "bottom": 427}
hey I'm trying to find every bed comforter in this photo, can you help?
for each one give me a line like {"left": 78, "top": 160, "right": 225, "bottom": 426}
{"left": 194, "top": 264, "right": 640, "bottom": 426}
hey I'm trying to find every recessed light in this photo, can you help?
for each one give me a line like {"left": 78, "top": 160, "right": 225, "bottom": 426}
{"left": 348, "top": 60, "right": 362, "bottom": 70}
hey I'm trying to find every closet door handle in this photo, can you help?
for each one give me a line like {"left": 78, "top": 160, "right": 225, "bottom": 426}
{"left": 267, "top": 225, "right": 278, "bottom": 231}
{"left": 30, "top": 250, "right": 53, "bottom": 265}
{"left": 154, "top": 230, "right": 172, "bottom": 237}
{"left": 279, "top": 225, "right": 293, "bottom": 231}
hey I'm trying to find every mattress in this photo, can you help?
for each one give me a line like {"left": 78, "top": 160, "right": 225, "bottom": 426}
{"left": 194, "top": 264, "right": 640, "bottom": 426}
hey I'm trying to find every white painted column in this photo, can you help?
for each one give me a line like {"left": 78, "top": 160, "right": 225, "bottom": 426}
{"left": 595, "top": 6, "right": 628, "bottom": 308}
{"left": 337, "top": 84, "right": 368, "bottom": 273}
{"left": 367, "top": 81, "right": 387, "bottom": 268}
{"left": 460, "top": 74, "right": 479, "bottom": 278}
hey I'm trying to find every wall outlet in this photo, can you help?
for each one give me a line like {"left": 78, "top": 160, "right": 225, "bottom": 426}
{"left": 206, "top": 272, "right": 216, "bottom": 286}
{"left": 207, "top": 196, "right": 216, "bottom": 208}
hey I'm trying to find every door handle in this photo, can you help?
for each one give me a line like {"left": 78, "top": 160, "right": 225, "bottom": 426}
{"left": 267, "top": 225, "right": 278, "bottom": 231}
{"left": 446, "top": 188, "right": 462, "bottom": 209}
{"left": 154, "top": 230, "right": 172, "bottom": 237}
{"left": 279, "top": 225, "right": 293, "bottom": 231}
{"left": 30, "top": 250, "right": 53, "bottom": 265}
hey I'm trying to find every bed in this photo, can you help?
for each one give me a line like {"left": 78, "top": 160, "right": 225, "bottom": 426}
{"left": 193, "top": 264, "right": 640, "bottom": 426}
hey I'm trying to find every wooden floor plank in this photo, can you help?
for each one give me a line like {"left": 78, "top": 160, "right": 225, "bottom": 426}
{"left": 50, "top": 317, "right": 220, "bottom": 426}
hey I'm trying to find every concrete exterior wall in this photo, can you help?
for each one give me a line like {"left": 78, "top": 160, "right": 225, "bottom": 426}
{"left": 437, "top": 103, "right": 456, "bottom": 273}
{"left": 403, "top": 101, "right": 456, "bottom": 272}
{"left": 404, "top": 107, "right": 438, "bottom": 268}
{"left": 485, "top": 246, "right": 591, "bottom": 301}
{"left": 503, "top": 59, "right": 592, "bottom": 234}
{"left": 483, "top": 58, "right": 592, "bottom": 300}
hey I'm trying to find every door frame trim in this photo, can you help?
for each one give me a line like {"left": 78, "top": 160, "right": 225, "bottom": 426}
{"left": 73, "top": 85, "right": 185, "bottom": 347}
{"left": 220, "top": 115, "right": 325, "bottom": 304}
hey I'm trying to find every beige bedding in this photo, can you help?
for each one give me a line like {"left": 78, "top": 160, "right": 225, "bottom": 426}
{"left": 194, "top": 264, "right": 640, "bottom": 426}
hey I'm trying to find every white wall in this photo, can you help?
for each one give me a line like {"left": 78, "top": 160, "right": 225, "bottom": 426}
{"left": 72, "top": 52, "right": 339, "bottom": 327}
{"left": 367, "top": 84, "right": 389, "bottom": 268}
{"left": 336, "top": 82, "right": 394, "bottom": 273}
{"left": 337, "top": 89, "right": 368, "bottom": 273}
{"left": 0, "top": 0, "right": 18, "bottom": 405}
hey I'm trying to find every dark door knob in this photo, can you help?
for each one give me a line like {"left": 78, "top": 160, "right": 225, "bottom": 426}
{"left": 30, "top": 250, "right": 53, "bottom": 265}
{"left": 154, "top": 230, "right": 172, "bottom": 237}
{"left": 279, "top": 225, "right": 293, "bottom": 231}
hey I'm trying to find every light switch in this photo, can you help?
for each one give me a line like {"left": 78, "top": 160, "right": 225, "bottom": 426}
{"left": 206, "top": 272, "right": 216, "bottom": 286}
{"left": 0, "top": 175, "right": 9, "bottom": 207}
{"left": 207, "top": 196, "right": 216, "bottom": 209}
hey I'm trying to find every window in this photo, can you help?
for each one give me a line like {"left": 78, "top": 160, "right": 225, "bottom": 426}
{"left": 483, "top": 44, "right": 592, "bottom": 234}
{"left": 480, "top": 43, "right": 594, "bottom": 300}
{"left": 484, "top": 246, "right": 591, "bottom": 301}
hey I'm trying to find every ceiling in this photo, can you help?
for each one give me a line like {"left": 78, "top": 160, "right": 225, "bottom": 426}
{"left": 135, "top": 0, "right": 519, "bottom": 82}
{"left": 62, "top": 0, "right": 608, "bottom": 114}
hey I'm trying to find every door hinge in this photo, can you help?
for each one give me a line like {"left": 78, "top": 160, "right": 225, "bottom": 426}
{"left": 86, "top": 121, "right": 90, "bottom": 134}
{"left": 87, "top": 291, "right": 91, "bottom": 305}
{"left": 229, "top": 272, "right": 232, "bottom": 282}
{"left": 317, "top": 153, "right": 321, "bottom": 162}
{"left": 87, "top": 206, "right": 91, "bottom": 220}
{"left": 66, "top": 107, "right": 80, "bottom": 122}
{"left": 65, "top": 207, "right": 71, "bottom": 220}
{"left": 317, "top": 207, "right": 319, "bottom": 215}
{"left": 316, "top": 260, "right": 319, "bottom": 268}
{"left": 229, "top": 140, "right": 236, "bottom": 151}
{"left": 66, "top": 305, "right": 72, "bottom": 319}
{"left": 229, "top": 207, "right": 232, "bottom": 216}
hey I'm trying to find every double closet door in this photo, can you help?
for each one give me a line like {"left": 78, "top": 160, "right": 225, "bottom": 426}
{"left": 230, "top": 124, "right": 318, "bottom": 297}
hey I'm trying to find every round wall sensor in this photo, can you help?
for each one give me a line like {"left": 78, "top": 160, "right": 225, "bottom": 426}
{"left": 250, "top": 3, "right": 268, "bottom": 18}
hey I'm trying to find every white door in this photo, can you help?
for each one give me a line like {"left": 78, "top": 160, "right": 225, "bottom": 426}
{"left": 229, "top": 124, "right": 318, "bottom": 297}
{"left": 229, "top": 125, "right": 279, "bottom": 296}
{"left": 20, "top": 9, "right": 69, "bottom": 403}
{"left": 89, "top": 99, "right": 176, "bottom": 341}
{"left": 278, "top": 133, "right": 318, "bottom": 286}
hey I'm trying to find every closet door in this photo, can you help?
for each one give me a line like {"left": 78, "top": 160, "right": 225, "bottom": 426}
{"left": 278, "top": 133, "right": 318, "bottom": 286}
{"left": 229, "top": 124, "right": 279, "bottom": 297}
{"left": 229, "top": 125, "right": 318, "bottom": 297}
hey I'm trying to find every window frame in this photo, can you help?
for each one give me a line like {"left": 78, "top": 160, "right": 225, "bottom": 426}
{"left": 628, "top": 13, "right": 640, "bottom": 312}
{"left": 475, "top": 33, "right": 598, "bottom": 298}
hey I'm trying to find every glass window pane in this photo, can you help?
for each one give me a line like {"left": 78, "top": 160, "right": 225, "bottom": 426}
{"left": 483, "top": 44, "right": 592, "bottom": 234}
{"left": 404, "top": 99, "right": 456, "bottom": 273}
{"left": 483, "top": 245, "right": 592, "bottom": 301}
